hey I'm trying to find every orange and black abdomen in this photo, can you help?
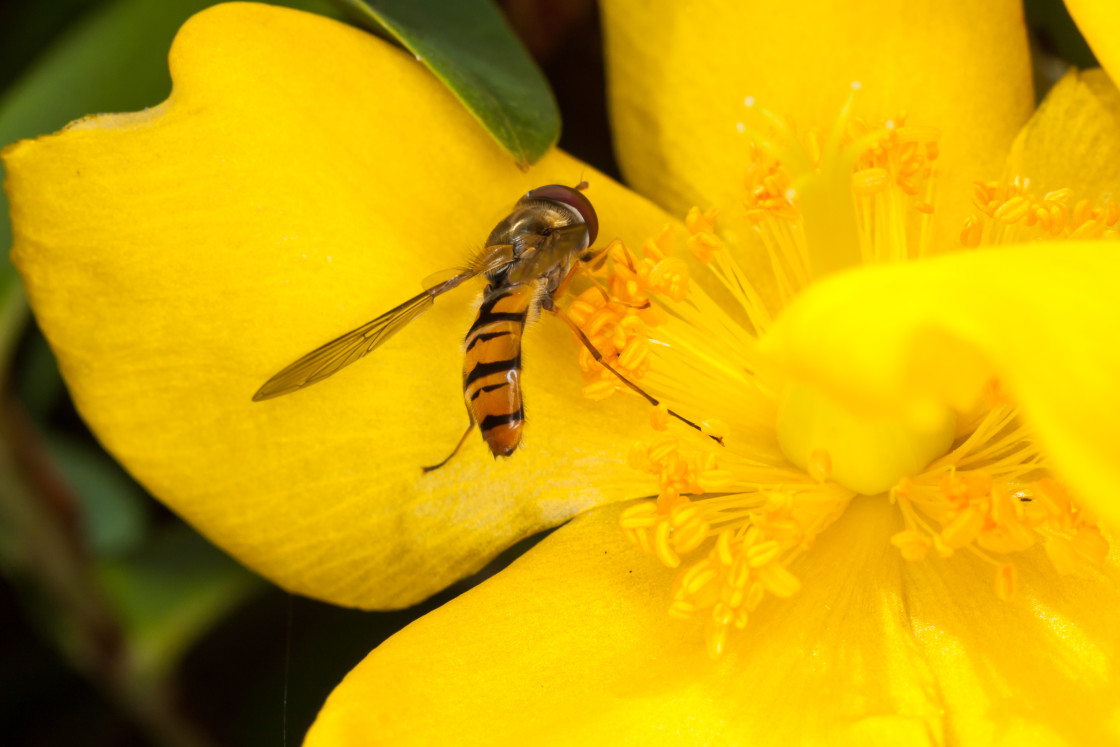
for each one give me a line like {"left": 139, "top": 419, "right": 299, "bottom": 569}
{"left": 463, "top": 284, "right": 535, "bottom": 457}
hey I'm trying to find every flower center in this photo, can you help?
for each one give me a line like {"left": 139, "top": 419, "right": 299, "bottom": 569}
{"left": 569, "top": 93, "right": 1109, "bottom": 657}
{"left": 775, "top": 380, "right": 956, "bottom": 494}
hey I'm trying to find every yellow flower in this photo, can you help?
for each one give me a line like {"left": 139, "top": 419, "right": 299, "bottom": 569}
{"left": 4, "top": 1, "right": 1120, "bottom": 744}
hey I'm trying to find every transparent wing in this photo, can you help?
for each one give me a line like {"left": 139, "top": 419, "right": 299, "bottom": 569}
{"left": 252, "top": 244, "right": 516, "bottom": 401}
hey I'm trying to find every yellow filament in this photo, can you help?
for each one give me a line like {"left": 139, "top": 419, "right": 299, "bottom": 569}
{"left": 575, "top": 93, "right": 1111, "bottom": 658}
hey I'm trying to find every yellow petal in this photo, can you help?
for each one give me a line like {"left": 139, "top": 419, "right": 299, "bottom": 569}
{"left": 1066, "top": 0, "right": 1120, "bottom": 89}
{"left": 5, "top": 3, "right": 669, "bottom": 609}
{"left": 600, "top": 0, "right": 1034, "bottom": 247}
{"left": 759, "top": 244, "right": 1120, "bottom": 526}
{"left": 306, "top": 498, "right": 1120, "bottom": 744}
{"left": 901, "top": 532, "right": 1120, "bottom": 745}
{"left": 1005, "top": 67, "right": 1120, "bottom": 200}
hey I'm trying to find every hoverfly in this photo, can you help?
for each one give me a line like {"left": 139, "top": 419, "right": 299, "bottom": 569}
{"left": 253, "top": 183, "right": 714, "bottom": 471}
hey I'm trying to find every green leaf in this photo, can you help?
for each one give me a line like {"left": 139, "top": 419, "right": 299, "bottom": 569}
{"left": 44, "top": 433, "right": 150, "bottom": 558}
{"left": 331, "top": 0, "right": 559, "bottom": 168}
{"left": 96, "top": 526, "right": 264, "bottom": 681}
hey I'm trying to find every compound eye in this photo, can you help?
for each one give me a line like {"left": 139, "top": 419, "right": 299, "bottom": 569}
{"left": 525, "top": 184, "right": 598, "bottom": 244}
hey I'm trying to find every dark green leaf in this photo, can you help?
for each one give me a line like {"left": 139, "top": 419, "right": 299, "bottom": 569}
{"left": 96, "top": 526, "right": 264, "bottom": 680}
{"left": 331, "top": 0, "right": 559, "bottom": 168}
{"left": 44, "top": 433, "right": 149, "bottom": 558}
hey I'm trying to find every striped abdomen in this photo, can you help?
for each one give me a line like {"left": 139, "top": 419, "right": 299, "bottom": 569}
{"left": 463, "top": 284, "right": 535, "bottom": 457}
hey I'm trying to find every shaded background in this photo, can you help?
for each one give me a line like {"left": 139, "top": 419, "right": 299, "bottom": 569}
{"left": 0, "top": 0, "right": 1097, "bottom": 745}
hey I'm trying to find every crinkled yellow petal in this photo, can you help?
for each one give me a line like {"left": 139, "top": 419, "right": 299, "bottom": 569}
{"left": 599, "top": 0, "right": 1034, "bottom": 248}
{"left": 902, "top": 531, "right": 1120, "bottom": 745}
{"left": 5, "top": 2, "right": 670, "bottom": 609}
{"left": 1066, "top": 0, "right": 1120, "bottom": 89}
{"left": 759, "top": 244, "right": 1120, "bottom": 525}
{"left": 1005, "top": 67, "right": 1120, "bottom": 199}
{"left": 306, "top": 499, "right": 1120, "bottom": 745}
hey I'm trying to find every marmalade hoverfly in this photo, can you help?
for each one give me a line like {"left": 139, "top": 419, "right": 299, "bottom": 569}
{"left": 253, "top": 183, "right": 712, "bottom": 471}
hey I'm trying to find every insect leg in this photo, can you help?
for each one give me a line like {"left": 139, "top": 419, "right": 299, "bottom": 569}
{"left": 549, "top": 305, "right": 723, "bottom": 446}
{"left": 421, "top": 421, "right": 477, "bottom": 473}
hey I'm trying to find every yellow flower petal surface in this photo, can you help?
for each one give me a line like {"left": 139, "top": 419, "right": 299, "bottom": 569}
{"left": 1005, "top": 67, "right": 1120, "bottom": 200}
{"left": 306, "top": 499, "right": 1120, "bottom": 745}
{"left": 5, "top": 2, "right": 670, "bottom": 609}
{"left": 1066, "top": 0, "right": 1120, "bottom": 88}
{"left": 759, "top": 244, "right": 1120, "bottom": 526}
{"left": 600, "top": 0, "right": 1033, "bottom": 248}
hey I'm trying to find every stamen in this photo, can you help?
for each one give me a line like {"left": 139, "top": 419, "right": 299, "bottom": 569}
{"left": 570, "top": 89, "right": 1110, "bottom": 657}
{"left": 889, "top": 406, "right": 1107, "bottom": 595}
{"left": 961, "top": 181, "right": 1119, "bottom": 246}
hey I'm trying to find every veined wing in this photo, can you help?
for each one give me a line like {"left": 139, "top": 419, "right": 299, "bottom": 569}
{"left": 252, "top": 244, "right": 515, "bottom": 401}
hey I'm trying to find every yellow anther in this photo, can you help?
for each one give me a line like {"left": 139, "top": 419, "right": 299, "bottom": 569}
{"left": 745, "top": 580, "right": 765, "bottom": 610}
{"left": 610, "top": 324, "right": 629, "bottom": 354}
{"left": 649, "top": 403, "right": 669, "bottom": 431}
{"left": 619, "top": 501, "right": 658, "bottom": 529}
{"left": 699, "top": 468, "right": 734, "bottom": 491}
{"left": 566, "top": 302, "right": 593, "bottom": 326}
{"left": 715, "top": 530, "right": 735, "bottom": 565}
{"left": 1070, "top": 219, "right": 1104, "bottom": 239}
{"left": 654, "top": 520, "right": 681, "bottom": 568}
{"left": 972, "top": 182, "right": 993, "bottom": 209}
{"left": 669, "top": 503, "right": 702, "bottom": 529}
{"left": 721, "top": 584, "right": 745, "bottom": 609}
{"left": 1049, "top": 202, "right": 1068, "bottom": 233}
{"left": 685, "top": 205, "right": 719, "bottom": 234}
{"left": 687, "top": 231, "right": 723, "bottom": 263}
{"left": 977, "top": 521, "right": 1034, "bottom": 554}
{"left": 1045, "top": 536, "right": 1078, "bottom": 575}
{"left": 851, "top": 167, "right": 890, "bottom": 195}
{"left": 1104, "top": 201, "right": 1119, "bottom": 226}
{"left": 627, "top": 442, "right": 653, "bottom": 472}
{"left": 712, "top": 603, "right": 734, "bottom": 626}
{"left": 618, "top": 336, "right": 650, "bottom": 370}
{"left": 757, "top": 562, "right": 800, "bottom": 598}
{"left": 669, "top": 600, "right": 697, "bottom": 619}
{"left": 960, "top": 215, "right": 983, "bottom": 247}
{"left": 941, "top": 507, "right": 983, "bottom": 549}
{"left": 745, "top": 539, "right": 781, "bottom": 567}
{"left": 647, "top": 256, "right": 690, "bottom": 302}
{"left": 994, "top": 563, "right": 1017, "bottom": 601}
{"left": 915, "top": 200, "right": 934, "bottom": 214}
{"left": 656, "top": 487, "right": 687, "bottom": 513}
{"left": 1073, "top": 525, "right": 1109, "bottom": 565}
{"left": 898, "top": 176, "right": 920, "bottom": 196}
{"left": 993, "top": 195, "right": 1030, "bottom": 224}
{"left": 729, "top": 559, "right": 751, "bottom": 589}
{"left": 673, "top": 521, "right": 711, "bottom": 554}
{"left": 890, "top": 529, "right": 931, "bottom": 561}
{"left": 931, "top": 532, "right": 954, "bottom": 558}
{"left": 807, "top": 448, "right": 831, "bottom": 483}
{"left": 706, "top": 623, "right": 729, "bottom": 660}
{"left": 581, "top": 379, "right": 617, "bottom": 400}
{"left": 647, "top": 435, "right": 679, "bottom": 463}
{"left": 1072, "top": 198, "right": 1092, "bottom": 226}
{"left": 681, "top": 562, "right": 718, "bottom": 595}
